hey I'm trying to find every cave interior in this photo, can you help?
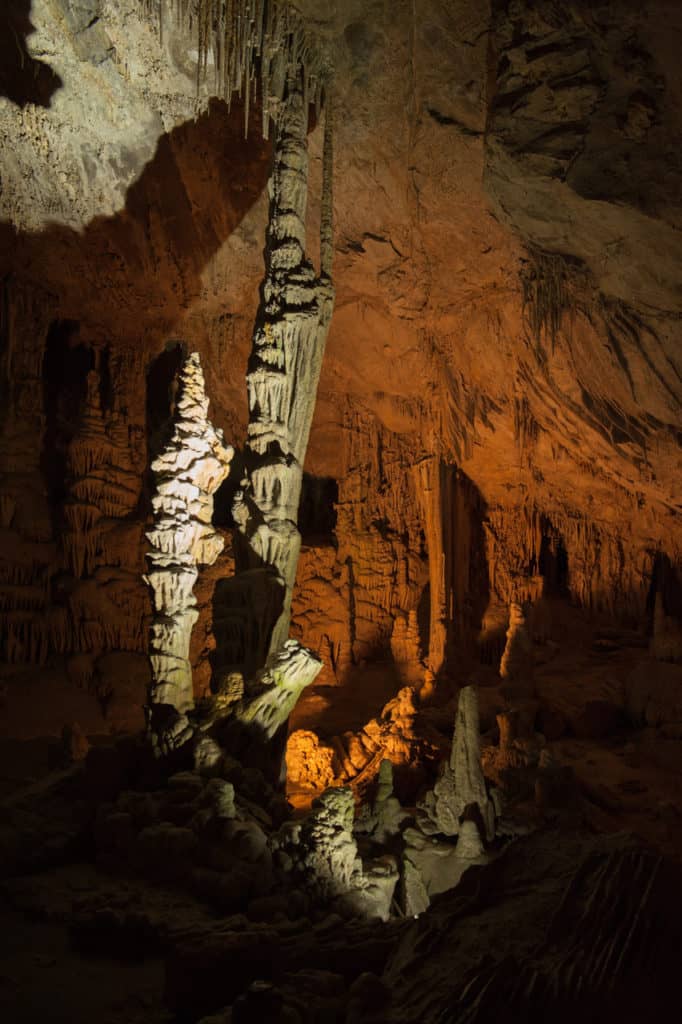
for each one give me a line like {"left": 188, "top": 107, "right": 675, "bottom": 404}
{"left": 1, "top": 1, "right": 682, "bottom": 1022}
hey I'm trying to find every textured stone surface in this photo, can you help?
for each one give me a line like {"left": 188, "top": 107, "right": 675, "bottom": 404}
{"left": 418, "top": 685, "right": 497, "bottom": 842}
{"left": 0, "top": 0, "right": 681, "bottom": 772}
{"left": 145, "top": 352, "right": 232, "bottom": 712}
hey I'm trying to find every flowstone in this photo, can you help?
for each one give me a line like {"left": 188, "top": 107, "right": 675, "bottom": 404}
{"left": 145, "top": 352, "right": 233, "bottom": 714}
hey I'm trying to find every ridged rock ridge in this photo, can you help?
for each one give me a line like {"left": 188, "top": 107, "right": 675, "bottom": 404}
{"left": 232, "top": 75, "right": 334, "bottom": 662}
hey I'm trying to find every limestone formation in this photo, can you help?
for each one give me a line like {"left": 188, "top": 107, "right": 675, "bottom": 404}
{"left": 283, "top": 728, "right": 339, "bottom": 793}
{"left": 232, "top": 74, "right": 335, "bottom": 664}
{"left": 271, "top": 786, "right": 398, "bottom": 921}
{"left": 287, "top": 685, "right": 440, "bottom": 800}
{"left": 140, "top": 0, "right": 328, "bottom": 140}
{"left": 237, "top": 639, "right": 322, "bottom": 741}
{"left": 402, "top": 819, "right": 488, "bottom": 917}
{"left": 390, "top": 611, "right": 424, "bottom": 686}
{"left": 418, "top": 685, "right": 496, "bottom": 842}
{"left": 145, "top": 352, "right": 233, "bottom": 713}
{"left": 499, "top": 601, "right": 534, "bottom": 692}
{"left": 354, "top": 759, "right": 409, "bottom": 846}
{"left": 2, "top": 2, "right": 681, "bottom": 751}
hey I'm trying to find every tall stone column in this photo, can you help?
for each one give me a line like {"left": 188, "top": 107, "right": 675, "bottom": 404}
{"left": 414, "top": 456, "right": 448, "bottom": 675}
{"left": 145, "top": 352, "right": 233, "bottom": 713}
{"left": 233, "top": 80, "right": 335, "bottom": 663}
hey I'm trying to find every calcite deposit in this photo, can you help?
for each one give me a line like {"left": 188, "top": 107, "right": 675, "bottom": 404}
{"left": 145, "top": 352, "right": 233, "bottom": 712}
{"left": 231, "top": 77, "right": 334, "bottom": 665}
{"left": 1, "top": 1, "right": 682, "bottom": 1020}
{"left": 418, "top": 686, "right": 497, "bottom": 842}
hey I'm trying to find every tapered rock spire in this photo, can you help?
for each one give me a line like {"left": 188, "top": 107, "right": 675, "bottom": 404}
{"left": 145, "top": 352, "right": 233, "bottom": 713}
{"left": 418, "top": 684, "right": 496, "bottom": 842}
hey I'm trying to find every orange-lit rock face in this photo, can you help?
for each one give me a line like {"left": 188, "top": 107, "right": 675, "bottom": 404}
{"left": 0, "top": 0, "right": 681, "bottom": 744}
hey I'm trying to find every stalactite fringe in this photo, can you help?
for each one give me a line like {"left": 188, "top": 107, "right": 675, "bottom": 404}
{"left": 140, "top": 0, "right": 329, "bottom": 138}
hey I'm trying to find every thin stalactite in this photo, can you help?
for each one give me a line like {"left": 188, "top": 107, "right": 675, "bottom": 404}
{"left": 140, "top": 0, "right": 329, "bottom": 138}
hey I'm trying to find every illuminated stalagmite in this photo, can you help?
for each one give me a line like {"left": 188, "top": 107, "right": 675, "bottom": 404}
{"left": 232, "top": 77, "right": 335, "bottom": 662}
{"left": 145, "top": 353, "right": 233, "bottom": 712}
{"left": 419, "top": 684, "right": 496, "bottom": 842}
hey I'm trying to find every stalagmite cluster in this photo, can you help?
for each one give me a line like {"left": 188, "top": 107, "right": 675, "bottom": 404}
{"left": 145, "top": 352, "right": 233, "bottom": 712}
{"left": 272, "top": 785, "right": 399, "bottom": 921}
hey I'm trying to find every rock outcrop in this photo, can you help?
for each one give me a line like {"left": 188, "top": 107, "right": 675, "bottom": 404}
{"left": 145, "top": 352, "right": 233, "bottom": 713}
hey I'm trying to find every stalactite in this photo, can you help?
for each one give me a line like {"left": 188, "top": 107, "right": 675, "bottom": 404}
{"left": 520, "top": 247, "right": 583, "bottom": 351}
{"left": 140, "top": 0, "right": 328, "bottom": 138}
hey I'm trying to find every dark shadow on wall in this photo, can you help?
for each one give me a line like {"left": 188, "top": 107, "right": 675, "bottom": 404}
{"left": 41, "top": 319, "right": 93, "bottom": 511}
{"left": 647, "top": 551, "right": 682, "bottom": 628}
{"left": 145, "top": 340, "right": 187, "bottom": 464}
{"left": 0, "top": 1, "right": 62, "bottom": 107}
{"left": 0, "top": 95, "right": 272, "bottom": 345}
{"left": 442, "top": 465, "right": 491, "bottom": 671}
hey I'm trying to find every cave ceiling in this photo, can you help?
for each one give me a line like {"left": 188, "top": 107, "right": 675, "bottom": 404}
{"left": 1, "top": 0, "right": 681, "bottom": 575}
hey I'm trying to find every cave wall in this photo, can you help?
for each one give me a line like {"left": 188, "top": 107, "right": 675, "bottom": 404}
{"left": 1, "top": 0, "right": 681, "bottom": 736}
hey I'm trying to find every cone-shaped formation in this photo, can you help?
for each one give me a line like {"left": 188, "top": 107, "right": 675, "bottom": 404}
{"left": 232, "top": 77, "right": 334, "bottom": 662}
{"left": 418, "top": 684, "right": 496, "bottom": 842}
{"left": 145, "top": 352, "right": 233, "bottom": 712}
{"left": 141, "top": 0, "right": 328, "bottom": 139}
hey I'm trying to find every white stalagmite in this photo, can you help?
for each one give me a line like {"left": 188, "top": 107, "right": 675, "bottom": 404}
{"left": 418, "top": 684, "right": 496, "bottom": 842}
{"left": 141, "top": 2, "right": 335, "bottom": 677}
{"left": 232, "top": 72, "right": 335, "bottom": 661}
{"left": 145, "top": 352, "right": 233, "bottom": 713}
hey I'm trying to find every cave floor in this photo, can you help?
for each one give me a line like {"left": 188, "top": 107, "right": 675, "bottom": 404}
{"left": 0, "top": 900, "right": 168, "bottom": 1024}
